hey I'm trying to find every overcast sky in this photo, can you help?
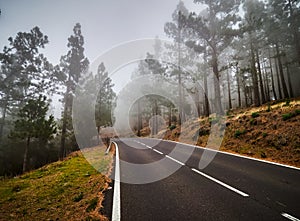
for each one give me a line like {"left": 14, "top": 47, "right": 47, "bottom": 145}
{"left": 0, "top": 0, "right": 205, "bottom": 116}
{"left": 0, "top": 0, "right": 204, "bottom": 65}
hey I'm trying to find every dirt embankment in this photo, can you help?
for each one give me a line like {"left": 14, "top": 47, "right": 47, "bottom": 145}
{"left": 151, "top": 99, "right": 300, "bottom": 167}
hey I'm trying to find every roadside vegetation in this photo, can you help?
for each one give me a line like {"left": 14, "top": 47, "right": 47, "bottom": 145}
{"left": 152, "top": 99, "right": 300, "bottom": 167}
{"left": 0, "top": 146, "right": 112, "bottom": 221}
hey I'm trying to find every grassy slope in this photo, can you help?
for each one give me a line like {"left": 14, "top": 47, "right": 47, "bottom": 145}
{"left": 0, "top": 146, "right": 113, "bottom": 221}
{"left": 158, "top": 99, "right": 300, "bottom": 167}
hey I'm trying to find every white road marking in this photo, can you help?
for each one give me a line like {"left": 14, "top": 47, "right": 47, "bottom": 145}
{"left": 145, "top": 145, "right": 152, "bottom": 149}
{"left": 282, "top": 213, "right": 300, "bottom": 221}
{"left": 153, "top": 149, "right": 163, "bottom": 155}
{"left": 191, "top": 168, "right": 249, "bottom": 197}
{"left": 148, "top": 138, "right": 300, "bottom": 171}
{"left": 112, "top": 141, "right": 121, "bottom": 221}
{"left": 166, "top": 155, "right": 185, "bottom": 166}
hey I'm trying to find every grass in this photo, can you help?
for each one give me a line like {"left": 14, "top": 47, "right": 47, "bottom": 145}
{"left": 282, "top": 110, "right": 300, "bottom": 121}
{"left": 0, "top": 146, "right": 112, "bottom": 221}
{"left": 251, "top": 112, "right": 260, "bottom": 118}
{"left": 234, "top": 129, "right": 246, "bottom": 138}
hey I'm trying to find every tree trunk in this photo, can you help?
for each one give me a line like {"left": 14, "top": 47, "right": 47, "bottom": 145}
{"left": 236, "top": 65, "right": 241, "bottom": 108}
{"left": 250, "top": 42, "right": 260, "bottom": 106}
{"left": 261, "top": 60, "right": 270, "bottom": 102}
{"left": 212, "top": 53, "right": 223, "bottom": 115}
{"left": 168, "top": 105, "right": 172, "bottom": 127}
{"left": 0, "top": 99, "right": 8, "bottom": 141}
{"left": 285, "top": 63, "right": 294, "bottom": 98}
{"left": 60, "top": 79, "right": 71, "bottom": 160}
{"left": 23, "top": 137, "right": 30, "bottom": 173}
{"left": 276, "top": 43, "right": 289, "bottom": 98}
{"left": 264, "top": 71, "right": 271, "bottom": 102}
{"left": 274, "top": 54, "right": 282, "bottom": 100}
{"left": 268, "top": 49, "right": 277, "bottom": 100}
{"left": 256, "top": 49, "right": 266, "bottom": 104}
{"left": 97, "top": 125, "right": 100, "bottom": 145}
{"left": 227, "top": 68, "right": 232, "bottom": 109}
{"left": 203, "top": 48, "right": 209, "bottom": 117}
{"left": 137, "top": 100, "right": 142, "bottom": 137}
{"left": 177, "top": 24, "right": 184, "bottom": 125}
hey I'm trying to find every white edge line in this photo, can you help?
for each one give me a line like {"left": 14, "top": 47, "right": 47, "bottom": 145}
{"left": 153, "top": 149, "right": 163, "bottom": 155}
{"left": 282, "top": 213, "right": 300, "bottom": 221}
{"left": 191, "top": 168, "right": 249, "bottom": 197}
{"left": 112, "top": 141, "right": 121, "bottom": 221}
{"left": 105, "top": 142, "right": 112, "bottom": 155}
{"left": 147, "top": 138, "right": 300, "bottom": 171}
{"left": 166, "top": 155, "right": 185, "bottom": 166}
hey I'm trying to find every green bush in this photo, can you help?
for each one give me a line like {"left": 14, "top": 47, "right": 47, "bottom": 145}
{"left": 86, "top": 197, "right": 98, "bottom": 212}
{"left": 250, "top": 118, "right": 257, "bottom": 125}
{"left": 262, "top": 132, "right": 268, "bottom": 138}
{"left": 234, "top": 129, "right": 246, "bottom": 138}
{"left": 283, "top": 99, "right": 291, "bottom": 107}
{"left": 73, "top": 192, "right": 83, "bottom": 202}
{"left": 282, "top": 110, "right": 300, "bottom": 121}
{"left": 251, "top": 112, "right": 260, "bottom": 118}
{"left": 260, "top": 151, "right": 267, "bottom": 158}
{"left": 169, "top": 125, "right": 176, "bottom": 131}
{"left": 282, "top": 113, "right": 294, "bottom": 121}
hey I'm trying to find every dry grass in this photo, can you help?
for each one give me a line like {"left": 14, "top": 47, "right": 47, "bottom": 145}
{"left": 153, "top": 98, "right": 300, "bottom": 167}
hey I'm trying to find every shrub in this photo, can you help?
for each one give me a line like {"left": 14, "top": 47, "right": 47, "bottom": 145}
{"left": 86, "top": 197, "right": 98, "bottom": 212}
{"left": 197, "top": 128, "right": 210, "bottom": 136}
{"left": 283, "top": 99, "right": 291, "bottom": 107}
{"left": 169, "top": 125, "right": 176, "bottom": 131}
{"left": 262, "top": 132, "right": 268, "bottom": 138}
{"left": 250, "top": 118, "right": 257, "bottom": 125}
{"left": 260, "top": 151, "right": 267, "bottom": 158}
{"left": 234, "top": 129, "right": 246, "bottom": 138}
{"left": 282, "top": 113, "right": 294, "bottom": 121}
{"left": 73, "top": 192, "right": 83, "bottom": 202}
{"left": 251, "top": 112, "right": 260, "bottom": 118}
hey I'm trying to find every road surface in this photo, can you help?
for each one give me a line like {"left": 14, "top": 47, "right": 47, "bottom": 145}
{"left": 105, "top": 138, "right": 300, "bottom": 221}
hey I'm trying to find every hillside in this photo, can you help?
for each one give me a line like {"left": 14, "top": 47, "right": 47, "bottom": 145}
{"left": 155, "top": 99, "right": 300, "bottom": 167}
{"left": 0, "top": 146, "right": 113, "bottom": 221}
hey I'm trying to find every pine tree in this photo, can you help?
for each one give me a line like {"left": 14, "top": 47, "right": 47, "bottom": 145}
{"left": 0, "top": 27, "right": 50, "bottom": 140}
{"left": 11, "top": 95, "right": 56, "bottom": 173}
{"left": 184, "top": 0, "right": 241, "bottom": 114}
{"left": 60, "top": 23, "right": 89, "bottom": 159}
{"left": 94, "top": 63, "right": 116, "bottom": 143}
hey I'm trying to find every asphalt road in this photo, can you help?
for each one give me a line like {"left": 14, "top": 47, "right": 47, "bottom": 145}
{"left": 106, "top": 138, "right": 300, "bottom": 221}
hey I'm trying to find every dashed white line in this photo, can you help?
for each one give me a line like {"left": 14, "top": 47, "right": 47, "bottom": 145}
{"left": 112, "top": 141, "right": 121, "bottom": 221}
{"left": 149, "top": 138, "right": 300, "bottom": 171}
{"left": 191, "top": 168, "right": 249, "bottom": 197}
{"left": 166, "top": 155, "right": 185, "bottom": 166}
{"left": 145, "top": 145, "right": 152, "bottom": 149}
{"left": 282, "top": 213, "right": 300, "bottom": 221}
{"left": 153, "top": 149, "right": 163, "bottom": 155}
